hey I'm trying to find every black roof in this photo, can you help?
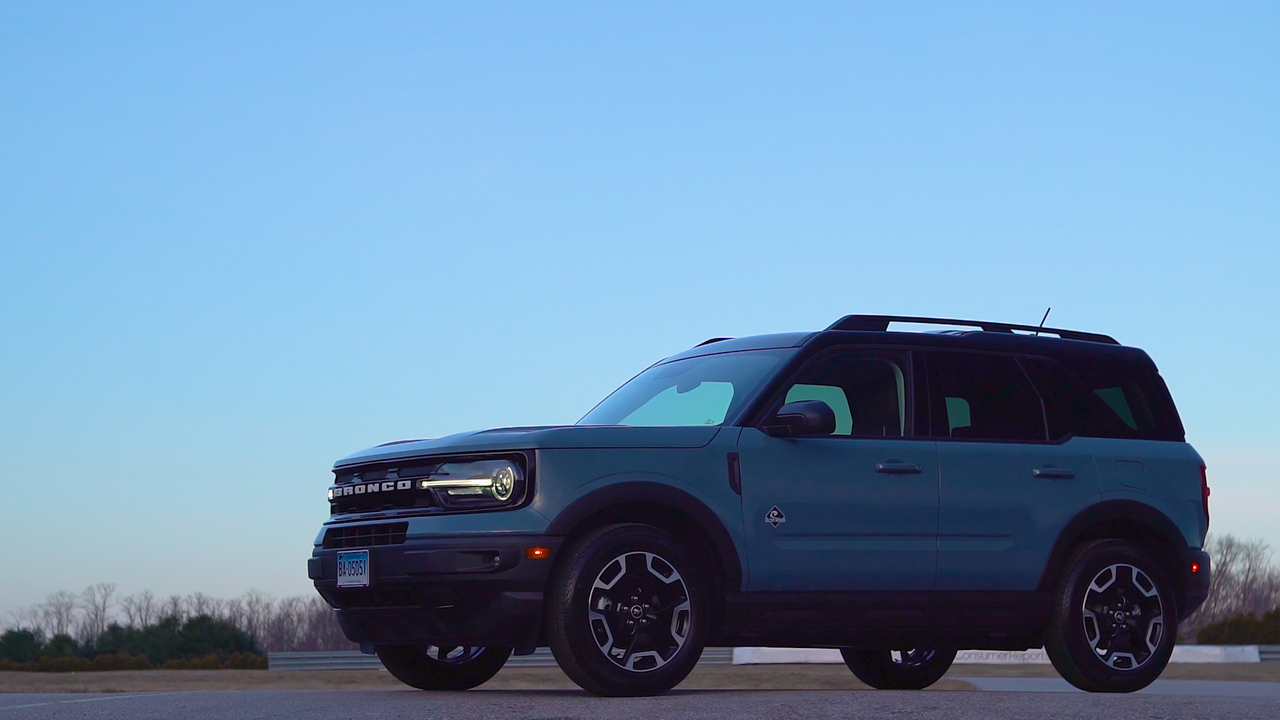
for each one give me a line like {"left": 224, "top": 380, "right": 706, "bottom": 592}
{"left": 678, "top": 315, "right": 1153, "bottom": 366}
{"left": 827, "top": 314, "right": 1118, "bottom": 344}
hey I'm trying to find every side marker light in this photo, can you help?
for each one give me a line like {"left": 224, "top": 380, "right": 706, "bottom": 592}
{"left": 526, "top": 547, "right": 551, "bottom": 560}
{"left": 1191, "top": 563, "right": 1200, "bottom": 573}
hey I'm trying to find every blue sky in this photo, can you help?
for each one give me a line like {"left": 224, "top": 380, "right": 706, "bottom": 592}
{"left": 2, "top": 2, "right": 1277, "bottom": 618}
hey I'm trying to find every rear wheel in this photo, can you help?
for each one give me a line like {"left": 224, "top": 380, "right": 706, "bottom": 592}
{"left": 1044, "top": 539, "right": 1177, "bottom": 693}
{"left": 839, "top": 647, "right": 957, "bottom": 689}
{"left": 546, "top": 524, "right": 708, "bottom": 696}
{"left": 375, "top": 644, "right": 510, "bottom": 691}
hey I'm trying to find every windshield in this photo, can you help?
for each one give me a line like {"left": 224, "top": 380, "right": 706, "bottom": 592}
{"left": 579, "top": 349, "right": 794, "bottom": 427}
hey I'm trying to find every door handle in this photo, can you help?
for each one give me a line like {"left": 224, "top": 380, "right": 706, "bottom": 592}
{"left": 1033, "top": 468, "right": 1076, "bottom": 479}
{"left": 875, "top": 462, "right": 922, "bottom": 475}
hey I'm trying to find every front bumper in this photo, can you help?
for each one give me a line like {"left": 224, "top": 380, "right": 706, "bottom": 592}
{"left": 310, "top": 533, "right": 563, "bottom": 651}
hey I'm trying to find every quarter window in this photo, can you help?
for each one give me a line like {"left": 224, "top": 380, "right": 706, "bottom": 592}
{"left": 1021, "top": 354, "right": 1181, "bottom": 441}
{"left": 1021, "top": 356, "right": 1132, "bottom": 440}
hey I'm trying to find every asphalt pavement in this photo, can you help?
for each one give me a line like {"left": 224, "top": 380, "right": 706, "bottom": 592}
{"left": 2, "top": 683, "right": 1280, "bottom": 720}
{"left": 958, "top": 677, "right": 1280, "bottom": 697}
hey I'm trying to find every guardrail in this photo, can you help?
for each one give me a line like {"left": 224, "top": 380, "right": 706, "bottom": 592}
{"left": 268, "top": 651, "right": 383, "bottom": 671}
{"left": 269, "top": 646, "right": 736, "bottom": 671}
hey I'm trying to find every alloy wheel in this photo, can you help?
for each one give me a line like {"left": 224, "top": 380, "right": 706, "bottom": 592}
{"left": 1080, "top": 562, "right": 1165, "bottom": 671}
{"left": 423, "top": 646, "right": 487, "bottom": 664}
{"left": 890, "top": 649, "right": 937, "bottom": 667}
{"left": 586, "top": 551, "right": 692, "bottom": 673}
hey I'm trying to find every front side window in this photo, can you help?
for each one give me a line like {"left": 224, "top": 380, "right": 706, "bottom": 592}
{"left": 579, "top": 349, "right": 793, "bottom": 427}
{"left": 928, "top": 351, "right": 1046, "bottom": 442}
{"left": 774, "top": 349, "right": 911, "bottom": 437}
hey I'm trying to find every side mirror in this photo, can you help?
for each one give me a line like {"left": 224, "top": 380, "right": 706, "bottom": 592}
{"left": 763, "top": 400, "right": 837, "bottom": 438}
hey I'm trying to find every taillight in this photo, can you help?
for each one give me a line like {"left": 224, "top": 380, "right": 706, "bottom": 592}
{"left": 1200, "top": 465, "right": 1211, "bottom": 530}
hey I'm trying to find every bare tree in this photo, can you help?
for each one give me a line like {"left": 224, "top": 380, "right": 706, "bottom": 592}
{"left": 40, "top": 591, "right": 79, "bottom": 638}
{"left": 240, "top": 589, "right": 275, "bottom": 646}
{"left": 119, "top": 594, "right": 139, "bottom": 628}
{"left": 139, "top": 590, "right": 158, "bottom": 627}
{"left": 7, "top": 586, "right": 359, "bottom": 652}
{"left": 78, "top": 583, "right": 117, "bottom": 643}
{"left": 119, "top": 590, "right": 157, "bottom": 628}
{"left": 187, "top": 592, "right": 224, "bottom": 619}
{"left": 222, "top": 597, "right": 246, "bottom": 631}
{"left": 262, "top": 596, "right": 305, "bottom": 652}
{"left": 296, "top": 597, "right": 357, "bottom": 652}
{"left": 6, "top": 606, "right": 43, "bottom": 633}
{"left": 160, "top": 594, "right": 187, "bottom": 622}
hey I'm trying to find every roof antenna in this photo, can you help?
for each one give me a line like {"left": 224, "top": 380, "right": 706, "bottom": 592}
{"left": 1035, "top": 307, "right": 1051, "bottom": 336}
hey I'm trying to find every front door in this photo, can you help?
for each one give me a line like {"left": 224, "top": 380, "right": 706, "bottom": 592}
{"left": 737, "top": 348, "right": 938, "bottom": 592}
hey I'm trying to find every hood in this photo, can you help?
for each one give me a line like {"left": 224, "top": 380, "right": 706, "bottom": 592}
{"left": 334, "top": 425, "right": 724, "bottom": 468}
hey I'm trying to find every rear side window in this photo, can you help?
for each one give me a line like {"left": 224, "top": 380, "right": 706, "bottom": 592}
{"left": 928, "top": 352, "right": 1046, "bottom": 442}
{"left": 1023, "top": 354, "right": 1184, "bottom": 441}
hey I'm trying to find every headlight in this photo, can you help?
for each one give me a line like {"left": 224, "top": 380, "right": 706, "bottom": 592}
{"left": 419, "top": 459, "right": 525, "bottom": 509}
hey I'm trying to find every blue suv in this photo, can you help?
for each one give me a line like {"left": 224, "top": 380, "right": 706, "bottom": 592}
{"left": 309, "top": 315, "right": 1211, "bottom": 696}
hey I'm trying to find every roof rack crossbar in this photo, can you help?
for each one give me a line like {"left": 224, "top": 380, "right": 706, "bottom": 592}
{"left": 826, "top": 315, "right": 1118, "bottom": 345}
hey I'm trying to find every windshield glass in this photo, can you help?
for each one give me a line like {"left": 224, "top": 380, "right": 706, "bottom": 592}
{"left": 579, "top": 349, "right": 793, "bottom": 427}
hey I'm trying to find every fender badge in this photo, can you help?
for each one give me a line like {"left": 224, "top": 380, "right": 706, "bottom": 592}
{"left": 765, "top": 506, "right": 786, "bottom": 527}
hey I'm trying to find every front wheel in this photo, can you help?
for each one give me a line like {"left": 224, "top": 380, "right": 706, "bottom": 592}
{"left": 1044, "top": 539, "right": 1177, "bottom": 693}
{"left": 839, "top": 647, "right": 957, "bottom": 689}
{"left": 546, "top": 523, "right": 708, "bottom": 697}
{"left": 375, "top": 645, "right": 510, "bottom": 690}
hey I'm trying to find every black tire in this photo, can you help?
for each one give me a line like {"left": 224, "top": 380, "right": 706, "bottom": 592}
{"left": 375, "top": 645, "right": 510, "bottom": 691}
{"left": 1044, "top": 539, "right": 1177, "bottom": 693}
{"left": 546, "top": 523, "right": 708, "bottom": 697}
{"left": 839, "top": 647, "right": 957, "bottom": 689}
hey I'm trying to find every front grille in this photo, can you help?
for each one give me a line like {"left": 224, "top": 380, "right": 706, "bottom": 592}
{"left": 334, "top": 461, "right": 444, "bottom": 486}
{"left": 329, "top": 488, "right": 434, "bottom": 515}
{"left": 328, "top": 452, "right": 531, "bottom": 517}
{"left": 322, "top": 522, "right": 408, "bottom": 549}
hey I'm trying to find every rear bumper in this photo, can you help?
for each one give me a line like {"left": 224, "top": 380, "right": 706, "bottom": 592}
{"left": 310, "top": 533, "right": 563, "bottom": 651}
{"left": 1178, "top": 548, "right": 1211, "bottom": 621}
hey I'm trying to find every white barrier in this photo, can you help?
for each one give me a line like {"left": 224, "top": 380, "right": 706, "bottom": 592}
{"left": 1172, "top": 645, "right": 1261, "bottom": 663}
{"left": 731, "top": 646, "right": 1261, "bottom": 665}
{"left": 733, "top": 647, "right": 843, "bottom": 664}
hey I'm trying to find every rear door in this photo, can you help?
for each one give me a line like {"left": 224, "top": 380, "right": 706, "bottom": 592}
{"left": 928, "top": 351, "right": 1103, "bottom": 590}
{"left": 738, "top": 347, "right": 938, "bottom": 592}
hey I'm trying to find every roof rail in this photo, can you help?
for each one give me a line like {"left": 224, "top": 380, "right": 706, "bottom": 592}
{"left": 826, "top": 315, "right": 1119, "bottom": 345}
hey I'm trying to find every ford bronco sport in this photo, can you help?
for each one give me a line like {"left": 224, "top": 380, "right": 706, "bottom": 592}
{"left": 309, "top": 314, "right": 1210, "bottom": 696}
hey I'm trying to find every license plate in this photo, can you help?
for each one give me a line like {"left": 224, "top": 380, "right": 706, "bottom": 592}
{"left": 336, "top": 550, "right": 370, "bottom": 588}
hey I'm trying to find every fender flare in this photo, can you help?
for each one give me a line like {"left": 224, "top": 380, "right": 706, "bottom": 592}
{"left": 545, "top": 480, "right": 743, "bottom": 591}
{"left": 1037, "top": 499, "right": 1189, "bottom": 592}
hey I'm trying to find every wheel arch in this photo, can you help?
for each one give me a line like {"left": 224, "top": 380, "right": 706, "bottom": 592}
{"left": 544, "top": 481, "right": 743, "bottom": 628}
{"left": 1037, "top": 500, "right": 1191, "bottom": 614}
